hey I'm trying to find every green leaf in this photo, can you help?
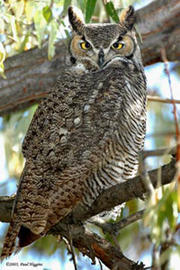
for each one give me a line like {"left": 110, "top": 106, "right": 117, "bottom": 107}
{"left": 85, "top": 0, "right": 97, "bottom": 23}
{"left": 25, "top": 0, "right": 37, "bottom": 24}
{"left": 165, "top": 190, "right": 178, "bottom": 229}
{"left": 59, "top": 19, "right": 70, "bottom": 43}
{"left": 2, "top": 106, "right": 38, "bottom": 178}
{"left": 13, "top": 0, "right": 24, "bottom": 20}
{"left": 0, "top": 18, "right": 5, "bottom": 33}
{"left": 54, "top": 0, "right": 64, "bottom": 5}
{"left": 77, "top": 0, "right": 86, "bottom": 13}
{"left": 48, "top": 19, "right": 58, "bottom": 60}
{"left": 18, "top": 32, "right": 30, "bottom": 53}
{"left": 0, "top": 42, "right": 6, "bottom": 78}
{"left": 144, "top": 188, "right": 178, "bottom": 245}
{"left": 34, "top": 10, "right": 47, "bottom": 48}
{"left": 0, "top": 62, "right": 6, "bottom": 78}
{"left": 8, "top": 14, "right": 18, "bottom": 41}
{"left": 43, "top": 6, "right": 52, "bottom": 23}
{"left": 62, "top": 0, "right": 71, "bottom": 16}
{"left": 0, "top": 42, "right": 5, "bottom": 63}
{"left": 105, "top": 1, "right": 119, "bottom": 23}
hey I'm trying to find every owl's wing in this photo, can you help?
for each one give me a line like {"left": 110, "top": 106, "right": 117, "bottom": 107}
{"left": 22, "top": 96, "right": 53, "bottom": 159}
{"left": 16, "top": 68, "right": 125, "bottom": 240}
{"left": 22, "top": 68, "right": 125, "bottom": 167}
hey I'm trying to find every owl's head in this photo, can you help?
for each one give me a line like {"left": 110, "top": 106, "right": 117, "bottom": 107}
{"left": 68, "top": 6, "right": 141, "bottom": 71}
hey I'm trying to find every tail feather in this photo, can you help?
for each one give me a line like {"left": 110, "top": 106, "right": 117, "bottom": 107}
{"left": 14, "top": 227, "right": 41, "bottom": 256}
{"left": 18, "top": 226, "right": 41, "bottom": 248}
{"left": 0, "top": 222, "right": 20, "bottom": 261}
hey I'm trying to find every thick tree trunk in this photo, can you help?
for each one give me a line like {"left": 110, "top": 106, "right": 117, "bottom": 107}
{"left": 0, "top": 0, "right": 179, "bottom": 115}
{"left": 138, "top": 0, "right": 180, "bottom": 65}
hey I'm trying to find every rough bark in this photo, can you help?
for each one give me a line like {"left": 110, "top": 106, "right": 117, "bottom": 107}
{"left": 0, "top": 157, "right": 176, "bottom": 269}
{"left": 0, "top": 157, "right": 176, "bottom": 223}
{"left": 51, "top": 224, "right": 143, "bottom": 270}
{"left": 0, "top": 0, "right": 179, "bottom": 115}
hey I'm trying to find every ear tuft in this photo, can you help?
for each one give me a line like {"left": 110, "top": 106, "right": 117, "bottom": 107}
{"left": 68, "top": 6, "right": 84, "bottom": 35}
{"left": 119, "top": 6, "right": 136, "bottom": 30}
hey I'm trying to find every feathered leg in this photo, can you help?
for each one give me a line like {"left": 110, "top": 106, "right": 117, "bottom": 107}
{"left": 0, "top": 222, "right": 20, "bottom": 261}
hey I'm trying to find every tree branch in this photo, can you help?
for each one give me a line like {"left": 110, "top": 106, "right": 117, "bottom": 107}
{"left": 0, "top": 157, "right": 176, "bottom": 224}
{"left": 0, "top": 195, "right": 15, "bottom": 223}
{"left": 147, "top": 96, "right": 180, "bottom": 105}
{"left": 0, "top": 0, "right": 179, "bottom": 115}
{"left": 89, "top": 209, "right": 145, "bottom": 235}
{"left": 69, "top": 157, "right": 176, "bottom": 222}
{"left": 142, "top": 146, "right": 176, "bottom": 158}
{"left": 0, "top": 158, "right": 176, "bottom": 269}
{"left": 50, "top": 224, "right": 145, "bottom": 270}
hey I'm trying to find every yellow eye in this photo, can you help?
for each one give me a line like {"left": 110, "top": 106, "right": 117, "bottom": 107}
{"left": 80, "top": 41, "right": 91, "bottom": 50}
{"left": 112, "top": 42, "right": 124, "bottom": 50}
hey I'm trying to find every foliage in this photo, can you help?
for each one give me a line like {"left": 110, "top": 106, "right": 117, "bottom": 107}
{"left": 1, "top": 105, "right": 37, "bottom": 178}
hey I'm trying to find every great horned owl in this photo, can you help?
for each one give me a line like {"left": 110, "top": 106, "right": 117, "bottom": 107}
{"left": 1, "top": 6, "right": 146, "bottom": 259}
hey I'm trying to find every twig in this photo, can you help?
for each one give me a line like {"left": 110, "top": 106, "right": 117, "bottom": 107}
{"left": 161, "top": 49, "right": 180, "bottom": 156}
{"left": 146, "top": 132, "right": 175, "bottom": 138}
{"left": 67, "top": 225, "right": 78, "bottom": 270}
{"left": 50, "top": 0, "right": 54, "bottom": 9}
{"left": 147, "top": 95, "right": 180, "bottom": 104}
{"left": 98, "top": 259, "right": 103, "bottom": 270}
{"left": 142, "top": 146, "right": 176, "bottom": 158}
{"left": 89, "top": 210, "right": 144, "bottom": 235}
{"left": 50, "top": 224, "right": 142, "bottom": 270}
{"left": 152, "top": 244, "right": 160, "bottom": 270}
{"left": 160, "top": 242, "right": 170, "bottom": 270}
{"left": 175, "top": 223, "right": 180, "bottom": 232}
{"left": 139, "top": 152, "right": 154, "bottom": 194}
{"left": 161, "top": 48, "right": 180, "bottom": 209}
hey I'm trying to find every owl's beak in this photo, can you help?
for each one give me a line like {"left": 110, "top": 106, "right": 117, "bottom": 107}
{"left": 98, "top": 49, "right": 104, "bottom": 68}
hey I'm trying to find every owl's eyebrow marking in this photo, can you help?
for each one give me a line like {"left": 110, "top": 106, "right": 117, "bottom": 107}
{"left": 117, "top": 36, "right": 123, "bottom": 42}
{"left": 118, "top": 30, "right": 127, "bottom": 37}
{"left": 82, "top": 35, "right": 91, "bottom": 43}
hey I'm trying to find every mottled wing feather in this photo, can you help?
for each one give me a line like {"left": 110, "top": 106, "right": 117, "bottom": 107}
{"left": 22, "top": 69, "right": 126, "bottom": 168}
{"left": 19, "top": 68, "right": 127, "bottom": 232}
{"left": 16, "top": 68, "right": 128, "bottom": 237}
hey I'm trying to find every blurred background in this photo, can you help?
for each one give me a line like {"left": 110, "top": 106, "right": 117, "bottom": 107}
{"left": 0, "top": 0, "right": 180, "bottom": 269}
